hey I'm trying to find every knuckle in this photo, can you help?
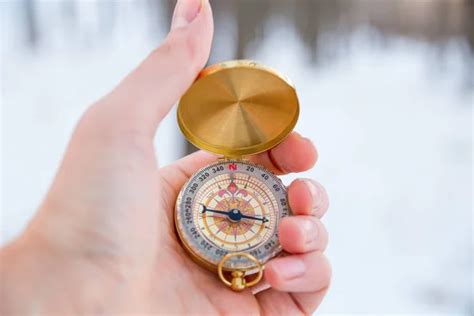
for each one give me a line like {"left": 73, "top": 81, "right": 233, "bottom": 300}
{"left": 310, "top": 180, "right": 329, "bottom": 216}
{"left": 303, "top": 252, "right": 332, "bottom": 292}
{"left": 317, "top": 254, "right": 332, "bottom": 288}
{"left": 315, "top": 220, "right": 329, "bottom": 251}
{"left": 264, "top": 264, "right": 282, "bottom": 288}
{"left": 302, "top": 217, "right": 323, "bottom": 252}
{"left": 159, "top": 30, "right": 200, "bottom": 72}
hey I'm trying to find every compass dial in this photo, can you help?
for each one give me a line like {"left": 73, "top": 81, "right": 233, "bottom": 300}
{"left": 175, "top": 160, "right": 290, "bottom": 270}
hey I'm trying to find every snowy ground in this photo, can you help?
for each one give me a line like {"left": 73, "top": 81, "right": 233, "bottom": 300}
{"left": 1, "top": 2, "right": 472, "bottom": 314}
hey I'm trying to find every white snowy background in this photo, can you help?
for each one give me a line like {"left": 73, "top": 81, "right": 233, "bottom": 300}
{"left": 1, "top": 1, "right": 472, "bottom": 314}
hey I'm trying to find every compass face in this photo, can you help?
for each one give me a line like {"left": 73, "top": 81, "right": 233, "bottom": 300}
{"left": 175, "top": 160, "right": 290, "bottom": 270}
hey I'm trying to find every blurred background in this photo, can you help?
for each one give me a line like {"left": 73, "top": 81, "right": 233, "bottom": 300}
{"left": 1, "top": 0, "right": 473, "bottom": 314}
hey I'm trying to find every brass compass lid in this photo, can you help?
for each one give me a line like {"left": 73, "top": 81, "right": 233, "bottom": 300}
{"left": 177, "top": 60, "right": 299, "bottom": 157}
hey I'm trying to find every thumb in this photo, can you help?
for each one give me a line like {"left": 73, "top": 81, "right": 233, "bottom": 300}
{"left": 24, "top": 1, "right": 213, "bottom": 258}
{"left": 90, "top": 0, "right": 213, "bottom": 137}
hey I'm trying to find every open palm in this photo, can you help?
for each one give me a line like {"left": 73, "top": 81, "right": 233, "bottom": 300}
{"left": 0, "top": 1, "right": 330, "bottom": 314}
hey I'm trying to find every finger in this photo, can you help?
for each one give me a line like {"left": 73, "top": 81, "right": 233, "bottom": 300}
{"left": 251, "top": 279, "right": 272, "bottom": 295}
{"left": 256, "top": 288, "right": 329, "bottom": 315}
{"left": 290, "top": 288, "right": 329, "bottom": 315}
{"left": 160, "top": 131, "right": 317, "bottom": 193}
{"left": 288, "top": 178, "right": 329, "bottom": 218}
{"left": 279, "top": 216, "right": 328, "bottom": 254}
{"left": 250, "top": 132, "right": 318, "bottom": 175}
{"left": 159, "top": 133, "right": 320, "bottom": 205}
{"left": 88, "top": 0, "right": 214, "bottom": 137}
{"left": 264, "top": 251, "right": 331, "bottom": 293}
{"left": 159, "top": 131, "right": 318, "bottom": 215}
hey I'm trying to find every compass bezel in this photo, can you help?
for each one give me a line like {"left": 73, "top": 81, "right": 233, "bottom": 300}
{"left": 174, "top": 160, "right": 290, "bottom": 272}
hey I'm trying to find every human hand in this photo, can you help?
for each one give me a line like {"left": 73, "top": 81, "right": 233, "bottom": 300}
{"left": 0, "top": 0, "right": 330, "bottom": 314}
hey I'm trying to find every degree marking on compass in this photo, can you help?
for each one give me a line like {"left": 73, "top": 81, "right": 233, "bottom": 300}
{"left": 179, "top": 161, "right": 287, "bottom": 261}
{"left": 208, "top": 221, "right": 218, "bottom": 228}
{"left": 214, "top": 225, "right": 225, "bottom": 239}
{"left": 244, "top": 175, "right": 251, "bottom": 189}
{"left": 240, "top": 199, "right": 252, "bottom": 213}
{"left": 237, "top": 225, "right": 250, "bottom": 244}
{"left": 223, "top": 226, "right": 230, "bottom": 242}
{"left": 212, "top": 175, "right": 224, "bottom": 191}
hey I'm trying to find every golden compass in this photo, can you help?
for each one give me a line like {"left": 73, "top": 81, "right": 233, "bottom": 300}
{"left": 175, "top": 60, "right": 299, "bottom": 291}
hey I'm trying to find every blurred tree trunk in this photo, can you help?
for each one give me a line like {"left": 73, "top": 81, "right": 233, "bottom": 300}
{"left": 24, "top": 0, "right": 37, "bottom": 48}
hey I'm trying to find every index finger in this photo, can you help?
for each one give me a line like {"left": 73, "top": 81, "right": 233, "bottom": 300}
{"left": 250, "top": 132, "right": 318, "bottom": 175}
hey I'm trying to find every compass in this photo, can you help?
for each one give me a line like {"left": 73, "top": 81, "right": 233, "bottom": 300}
{"left": 175, "top": 60, "right": 299, "bottom": 291}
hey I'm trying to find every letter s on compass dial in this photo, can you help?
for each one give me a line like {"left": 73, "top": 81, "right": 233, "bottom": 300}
{"left": 175, "top": 160, "right": 290, "bottom": 271}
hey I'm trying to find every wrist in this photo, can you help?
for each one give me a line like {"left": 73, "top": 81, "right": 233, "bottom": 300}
{"left": 0, "top": 230, "right": 124, "bottom": 314}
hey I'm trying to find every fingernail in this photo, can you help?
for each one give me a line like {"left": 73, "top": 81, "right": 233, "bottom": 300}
{"left": 302, "top": 217, "right": 318, "bottom": 244}
{"left": 304, "top": 136, "right": 315, "bottom": 146}
{"left": 171, "top": 0, "right": 203, "bottom": 30}
{"left": 303, "top": 179, "right": 322, "bottom": 213}
{"left": 295, "top": 131, "right": 312, "bottom": 144}
{"left": 273, "top": 258, "right": 306, "bottom": 280}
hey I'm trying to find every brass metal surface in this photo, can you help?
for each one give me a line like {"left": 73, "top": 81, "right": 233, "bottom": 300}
{"left": 217, "top": 252, "right": 264, "bottom": 291}
{"left": 178, "top": 60, "right": 299, "bottom": 157}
